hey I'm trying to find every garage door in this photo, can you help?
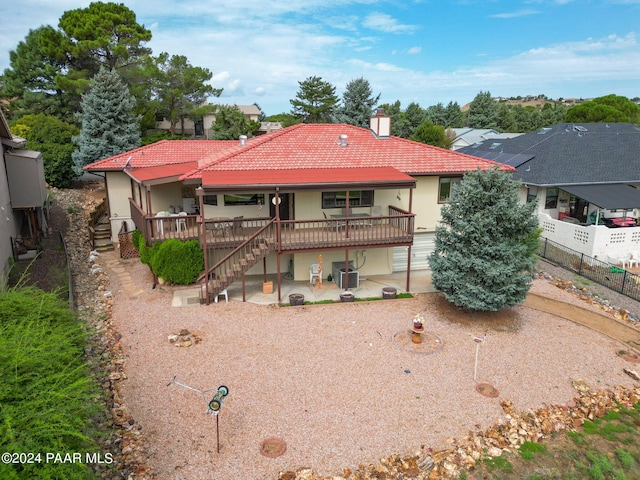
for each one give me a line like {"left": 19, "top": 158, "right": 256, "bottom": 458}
{"left": 393, "top": 232, "right": 435, "bottom": 272}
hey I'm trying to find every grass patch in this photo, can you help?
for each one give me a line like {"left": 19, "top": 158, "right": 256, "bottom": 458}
{"left": 482, "top": 455, "right": 513, "bottom": 473}
{"left": 518, "top": 441, "right": 548, "bottom": 460}
{"left": 462, "top": 402, "right": 640, "bottom": 479}
{"left": 0, "top": 285, "right": 106, "bottom": 479}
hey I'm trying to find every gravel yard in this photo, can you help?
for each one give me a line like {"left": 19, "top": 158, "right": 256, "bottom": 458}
{"left": 24, "top": 184, "right": 640, "bottom": 479}
{"left": 105, "top": 254, "right": 639, "bottom": 480}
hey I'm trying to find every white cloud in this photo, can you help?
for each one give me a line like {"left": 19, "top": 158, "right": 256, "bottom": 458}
{"left": 407, "top": 46, "right": 422, "bottom": 54}
{"left": 489, "top": 9, "right": 540, "bottom": 18}
{"left": 362, "top": 12, "right": 419, "bottom": 34}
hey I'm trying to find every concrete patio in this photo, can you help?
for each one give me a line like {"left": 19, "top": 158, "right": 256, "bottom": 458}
{"left": 171, "top": 270, "right": 436, "bottom": 307}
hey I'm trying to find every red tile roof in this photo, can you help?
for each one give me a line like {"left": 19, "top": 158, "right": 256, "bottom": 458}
{"left": 85, "top": 124, "right": 512, "bottom": 185}
{"left": 83, "top": 139, "right": 236, "bottom": 171}
{"left": 183, "top": 124, "right": 511, "bottom": 181}
{"left": 126, "top": 162, "right": 198, "bottom": 184}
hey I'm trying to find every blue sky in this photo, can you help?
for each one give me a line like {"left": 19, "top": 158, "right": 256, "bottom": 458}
{"left": 1, "top": 0, "right": 639, "bottom": 116}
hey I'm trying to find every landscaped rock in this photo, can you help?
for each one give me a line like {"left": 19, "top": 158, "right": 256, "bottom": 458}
{"left": 53, "top": 184, "right": 153, "bottom": 479}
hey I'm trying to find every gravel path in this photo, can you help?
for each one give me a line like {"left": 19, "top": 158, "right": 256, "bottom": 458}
{"left": 104, "top": 253, "right": 639, "bottom": 480}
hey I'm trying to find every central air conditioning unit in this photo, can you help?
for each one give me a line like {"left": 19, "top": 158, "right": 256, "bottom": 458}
{"left": 332, "top": 261, "right": 359, "bottom": 289}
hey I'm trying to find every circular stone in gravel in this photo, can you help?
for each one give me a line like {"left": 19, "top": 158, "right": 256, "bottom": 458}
{"left": 393, "top": 330, "right": 443, "bottom": 355}
{"left": 475, "top": 383, "right": 499, "bottom": 398}
{"left": 616, "top": 349, "right": 640, "bottom": 363}
{"left": 259, "top": 438, "right": 287, "bottom": 458}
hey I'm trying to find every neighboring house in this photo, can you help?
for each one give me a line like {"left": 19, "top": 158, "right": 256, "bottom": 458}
{"left": 458, "top": 122, "right": 640, "bottom": 259}
{"left": 155, "top": 104, "right": 262, "bottom": 137}
{"left": 449, "top": 128, "right": 524, "bottom": 151}
{"left": 85, "top": 111, "right": 509, "bottom": 302}
{"left": 0, "top": 110, "right": 48, "bottom": 284}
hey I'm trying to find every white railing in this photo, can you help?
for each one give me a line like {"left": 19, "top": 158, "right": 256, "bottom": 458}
{"left": 538, "top": 213, "right": 640, "bottom": 259}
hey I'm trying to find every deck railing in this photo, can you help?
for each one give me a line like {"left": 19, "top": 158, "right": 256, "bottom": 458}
{"left": 131, "top": 199, "right": 414, "bottom": 252}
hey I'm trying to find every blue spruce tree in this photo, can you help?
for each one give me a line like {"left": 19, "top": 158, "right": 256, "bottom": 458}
{"left": 429, "top": 167, "right": 541, "bottom": 311}
{"left": 72, "top": 67, "right": 140, "bottom": 174}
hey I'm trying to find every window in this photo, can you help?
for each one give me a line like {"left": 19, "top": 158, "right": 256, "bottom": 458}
{"left": 203, "top": 195, "right": 217, "bottom": 206}
{"left": 438, "top": 177, "right": 462, "bottom": 203}
{"left": 322, "top": 190, "right": 374, "bottom": 209}
{"left": 223, "top": 193, "right": 264, "bottom": 206}
{"left": 545, "top": 187, "right": 559, "bottom": 209}
{"left": 526, "top": 186, "right": 538, "bottom": 203}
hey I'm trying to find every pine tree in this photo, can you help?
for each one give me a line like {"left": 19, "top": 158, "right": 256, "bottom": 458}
{"left": 72, "top": 67, "right": 140, "bottom": 174}
{"left": 290, "top": 76, "right": 339, "bottom": 123}
{"left": 429, "top": 167, "right": 541, "bottom": 311}
{"left": 336, "top": 77, "right": 380, "bottom": 127}
{"left": 466, "top": 91, "right": 500, "bottom": 129}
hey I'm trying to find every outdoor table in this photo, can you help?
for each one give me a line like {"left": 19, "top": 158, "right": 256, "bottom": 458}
{"left": 330, "top": 213, "right": 371, "bottom": 231}
{"left": 205, "top": 217, "right": 231, "bottom": 236}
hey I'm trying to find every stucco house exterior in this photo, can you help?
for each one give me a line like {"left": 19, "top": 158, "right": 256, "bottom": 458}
{"left": 458, "top": 122, "right": 640, "bottom": 260}
{"left": 85, "top": 111, "right": 510, "bottom": 302}
{"left": 0, "top": 110, "right": 48, "bottom": 284}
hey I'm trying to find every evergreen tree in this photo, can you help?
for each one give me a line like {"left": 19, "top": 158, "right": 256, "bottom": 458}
{"left": 290, "top": 76, "right": 339, "bottom": 123}
{"left": 426, "top": 102, "right": 446, "bottom": 127}
{"left": 336, "top": 77, "right": 380, "bottom": 127}
{"left": 444, "top": 101, "right": 464, "bottom": 128}
{"left": 429, "top": 167, "right": 540, "bottom": 311}
{"left": 405, "top": 102, "right": 427, "bottom": 131}
{"left": 466, "top": 91, "right": 500, "bottom": 129}
{"left": 72, "top": 67, "right": 140, "bottom": 174}
{"left": 566, "top": 94, "right": 640, "bottom": 124}
{"left": 148, "top": 52, "right": 219, "bottom": 135}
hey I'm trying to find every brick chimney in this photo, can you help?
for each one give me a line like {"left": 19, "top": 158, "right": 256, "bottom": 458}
{"left": 370, "top": 108, "right": 391, "bottom": 138}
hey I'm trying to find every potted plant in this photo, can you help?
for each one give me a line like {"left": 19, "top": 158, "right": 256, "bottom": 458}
{"left": 339, "top": 291, "right": 355, "bottom": 302}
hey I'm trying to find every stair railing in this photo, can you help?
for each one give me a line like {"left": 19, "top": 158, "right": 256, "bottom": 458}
{"left": 199, "top": 219, "right": 276, "bottom": 304}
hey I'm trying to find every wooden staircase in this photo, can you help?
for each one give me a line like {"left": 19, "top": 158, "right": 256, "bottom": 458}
{"left": 199, "top": 220, "right": 276, "bottom": 304}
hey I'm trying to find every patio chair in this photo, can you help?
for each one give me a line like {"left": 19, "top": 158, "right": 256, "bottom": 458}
{"left": 323, "top": 211, "right": 334, "bottom": 231}
{"left": 214, "top": 288, "right": 228, "bottom": 304}
{"left": 176, "top": 211, "right": 188, "bottom": 233}
{"left": 629, "top": 252, "right": 639, "bottom": 269}
{"left": 155, "top": 211, "right": 169, "bottom": 236}
{"left": 231, "top": 216, "right": 244, "bottom": 236}
{"left": 309, "top": 264, "right": 322, "bottom": 285}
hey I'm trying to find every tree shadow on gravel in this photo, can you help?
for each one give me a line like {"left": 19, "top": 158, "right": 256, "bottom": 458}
{"left": 430, "top": 292, "right": 525, "bottom": 333}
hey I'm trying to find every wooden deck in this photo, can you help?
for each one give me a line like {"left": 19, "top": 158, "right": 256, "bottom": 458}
{"left": 130, "top": 199, "right": 414, "bottom": 253}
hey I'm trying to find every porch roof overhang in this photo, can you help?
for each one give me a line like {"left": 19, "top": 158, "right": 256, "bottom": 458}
{"left": 559, "top": 183, "right": 640, "bottom": 210}
{"left": 197, "top": 167, "right": 417, "bottom": 192}
{"left": 124, "top": 162, "right": 198, "bottom": 187}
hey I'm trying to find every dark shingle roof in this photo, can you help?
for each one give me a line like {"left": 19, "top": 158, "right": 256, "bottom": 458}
{"left": 458, "top": 123, "right": 640, "bottom": 186}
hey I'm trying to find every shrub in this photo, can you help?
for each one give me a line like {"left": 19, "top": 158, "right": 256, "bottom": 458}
{"left": 132, "top": 230, "right": 153, "bottom": 266}
{"left": 149, "top": 239, "right": 203, "bottom": 284}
